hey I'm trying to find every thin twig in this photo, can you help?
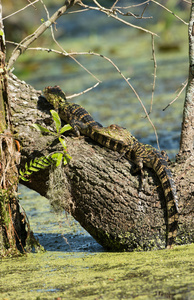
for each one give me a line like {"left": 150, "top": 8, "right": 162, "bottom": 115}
{"left": 66, "top": 82, "right": 100, "bottom": 99}
{"left": 6, "top": 0, "right": 163, "bottom": 147}
{"left": 71, "top": 1, "right": 152, "bottom": 20}
{"left": 111, "top": 0, "right": 119, "bottom": 10}
{"left": 116, "top": 1, "right": 150, "bottom": 10}
{"left": 68, "top": 50, "right": 160, "bottom": 150}
{"left": 27, "top": 0, "right": 38, "bottom": 8}
{"left": 115, "top": 2, "right": 151, "bottom": 20}
{"left": 114, "top": 7, "right": 152, "bottom": 19}
{"left": 2, "top": 0, "right": 39, "bottom": 20}
{"left": 40, "top": 0, "right": 101, "bottom": 83}
{"left": 149, "top": 35, "right": 157, "bottom": 114}
{"left": 6, "top": 42, "right": 101, "bottom": 97}
{"left": 92, "top": 0, "right": 151, "bottom": 20}
{"left": 66, "top": 8, "right": 90, "bottom": 14}
{"left": 151, "top": 0, "right": 189, "bottom": 25}
{"left": 7, "top": 1, "right": 80, "bottom": 70}
{"left": 9, "top": 42, "right": 160, "bottom": 148}
{"left": 78, "top": 1, "right": 158, "bottom": 36}
{"left": 163, "top": 80, "right": 188, "bottom": 111}
{"left": 104, "top": 11, "right": 156, "bottom": 34}
{"left": 141, "top": 2, "right": 150, "bottom": 18}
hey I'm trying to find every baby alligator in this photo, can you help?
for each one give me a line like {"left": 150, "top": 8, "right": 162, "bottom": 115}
{"left": 43, "top": 85, "right": 178, "bottom": 249}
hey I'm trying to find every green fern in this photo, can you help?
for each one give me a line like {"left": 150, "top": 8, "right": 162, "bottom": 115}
{"left": 20, "top": 110, "right": 72, "bottom": 181}
{"left": 19, "top": 156, "right": 54, "bottom": 181}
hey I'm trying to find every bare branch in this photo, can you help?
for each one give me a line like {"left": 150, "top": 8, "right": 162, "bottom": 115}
{"left": 65, "top": 8, "right": 89, "bottom": 14}
{"left": 113, "top": 6, "right": 152, "bottom": 20}
{"left": 116, "top": 1, "right": 150, "bottom": 10}
{"left": 163, "top": 80, "right": 188, "bottom": 111}
{"left": 149, "top": 35, "right": 157, "bottom": 114}
{"left": 66, "top": 82, "right": 100, "bottom": 99}
{"left": 7, "top": 0, "right": 81, "bottom": 70}
{"left": 111, "top": 0, "right": 119, "bottom": 10}
{"left": 151, "top": 0, "right": 189, "bottom": 25}
{"left": 112, "top": 1, "right": 151, "bottom": 20}
{"left": 78, "top": 1, "right": 158, "bottom": 36}
{"left": 40, "top": 0, "right": 101, "bottom": 83}
{"left": 7, "top": 0, "right": 188, "bottom": 151}
{"left": 67, "top": 50, "right": 160, "bottom": 149}
{"left": 8, "top": 40, "right": 159, "bottom": 148}
{"left": 2, "top": 0, "right": 39, "bottom": 20}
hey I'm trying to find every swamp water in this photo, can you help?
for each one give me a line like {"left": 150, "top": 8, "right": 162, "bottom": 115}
{"left": 2, "top": 3, "right": 194, "bottom": 299}
{"left": 1, "top": 186, "right": 194, "bottom": 300}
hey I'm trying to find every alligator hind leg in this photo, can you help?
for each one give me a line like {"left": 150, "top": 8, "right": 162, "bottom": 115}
{"left": 130, "top": 153, "right": 144, "bottom": 191}
{"left": 115, "top": 150, "right": 127, "bottom": 161}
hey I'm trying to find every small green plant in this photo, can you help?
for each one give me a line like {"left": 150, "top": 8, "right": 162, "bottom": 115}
{"left": 19, "top": 110, "right": 72, "bottom": 181}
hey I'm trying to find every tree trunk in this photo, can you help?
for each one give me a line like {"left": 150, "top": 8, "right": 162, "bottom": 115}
{"left": 0, "top": 3, "right": 28, "bottom": 256}
{"left": 179, "top": 2, "right": 194, "bottom": 158}
{"left": 8, "top": 73, "right": 194, "bottom": 251}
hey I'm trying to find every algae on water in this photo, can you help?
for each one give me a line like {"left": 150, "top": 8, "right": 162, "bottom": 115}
{"left": 1, "top": 244, "right": 194, "bottom": 299}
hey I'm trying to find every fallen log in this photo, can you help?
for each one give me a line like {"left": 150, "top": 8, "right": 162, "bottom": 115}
{"left": 8, "top": 73, "right": 194, "bottom": 251}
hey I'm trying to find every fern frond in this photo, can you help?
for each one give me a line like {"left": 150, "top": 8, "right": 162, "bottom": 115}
{"left": 19, "top": 156, "right": 55, "bottom": 181}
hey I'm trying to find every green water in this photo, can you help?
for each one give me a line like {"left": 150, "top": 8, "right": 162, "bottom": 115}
{"left": 1, "top": 241, "right": 194, "bottom": 299}
{"left": 1, "top": 183, "right": 194, "bottom": 299}
{"left": 18, "top": 185, "right": 103, "bottom": 253}
{"left": 1, "top": 184, "right": 193, "bottom": 300}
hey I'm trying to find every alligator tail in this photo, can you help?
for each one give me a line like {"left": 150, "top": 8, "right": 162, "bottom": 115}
{"left": 153, "top": 155, "right": 179, "bottom": 248}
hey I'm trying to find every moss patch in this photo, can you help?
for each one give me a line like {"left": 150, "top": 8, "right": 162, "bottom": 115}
{"left": 1, "top": 244, "right": 194, "bottom": 299}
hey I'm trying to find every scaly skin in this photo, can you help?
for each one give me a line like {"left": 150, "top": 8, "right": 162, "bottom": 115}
{"left": 43, "top": 85, "right": 178, "bottom": 249}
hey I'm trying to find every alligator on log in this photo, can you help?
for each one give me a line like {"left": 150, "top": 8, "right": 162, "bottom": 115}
{"left": 9, "top": 73, "right": 194, "bottom": 251}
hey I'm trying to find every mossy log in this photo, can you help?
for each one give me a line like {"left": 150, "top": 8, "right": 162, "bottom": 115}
{"left": 8, "top": 73, "right": 194, "bottom": 251}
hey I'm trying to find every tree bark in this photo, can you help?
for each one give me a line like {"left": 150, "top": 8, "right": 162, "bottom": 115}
{"left": 8, "top": 73, "right": 194, "bottom": 251}
{"left": 179, "top": 2, "right": 194, "bottom": 158}
{"left": 0, "top": 3, "right": 28, "bottom": 257}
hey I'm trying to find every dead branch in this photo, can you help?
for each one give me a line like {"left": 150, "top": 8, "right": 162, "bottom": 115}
{"left": 7, "top": 0, "right": 81, "bottom": 70}
{"left": 151, "top": 0, "right": 189, "bottom": 25}
{"left": 149, "top": 35, "right": 157, "bottom": 114}
{"left": 78, "top": 1, "right": 158, "bottom": 36}
{"left": 2, "top": 0, "right": 39, "bottom": 21}
{"left": 163, "top": 80, "right": 188, "bottom": 111}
